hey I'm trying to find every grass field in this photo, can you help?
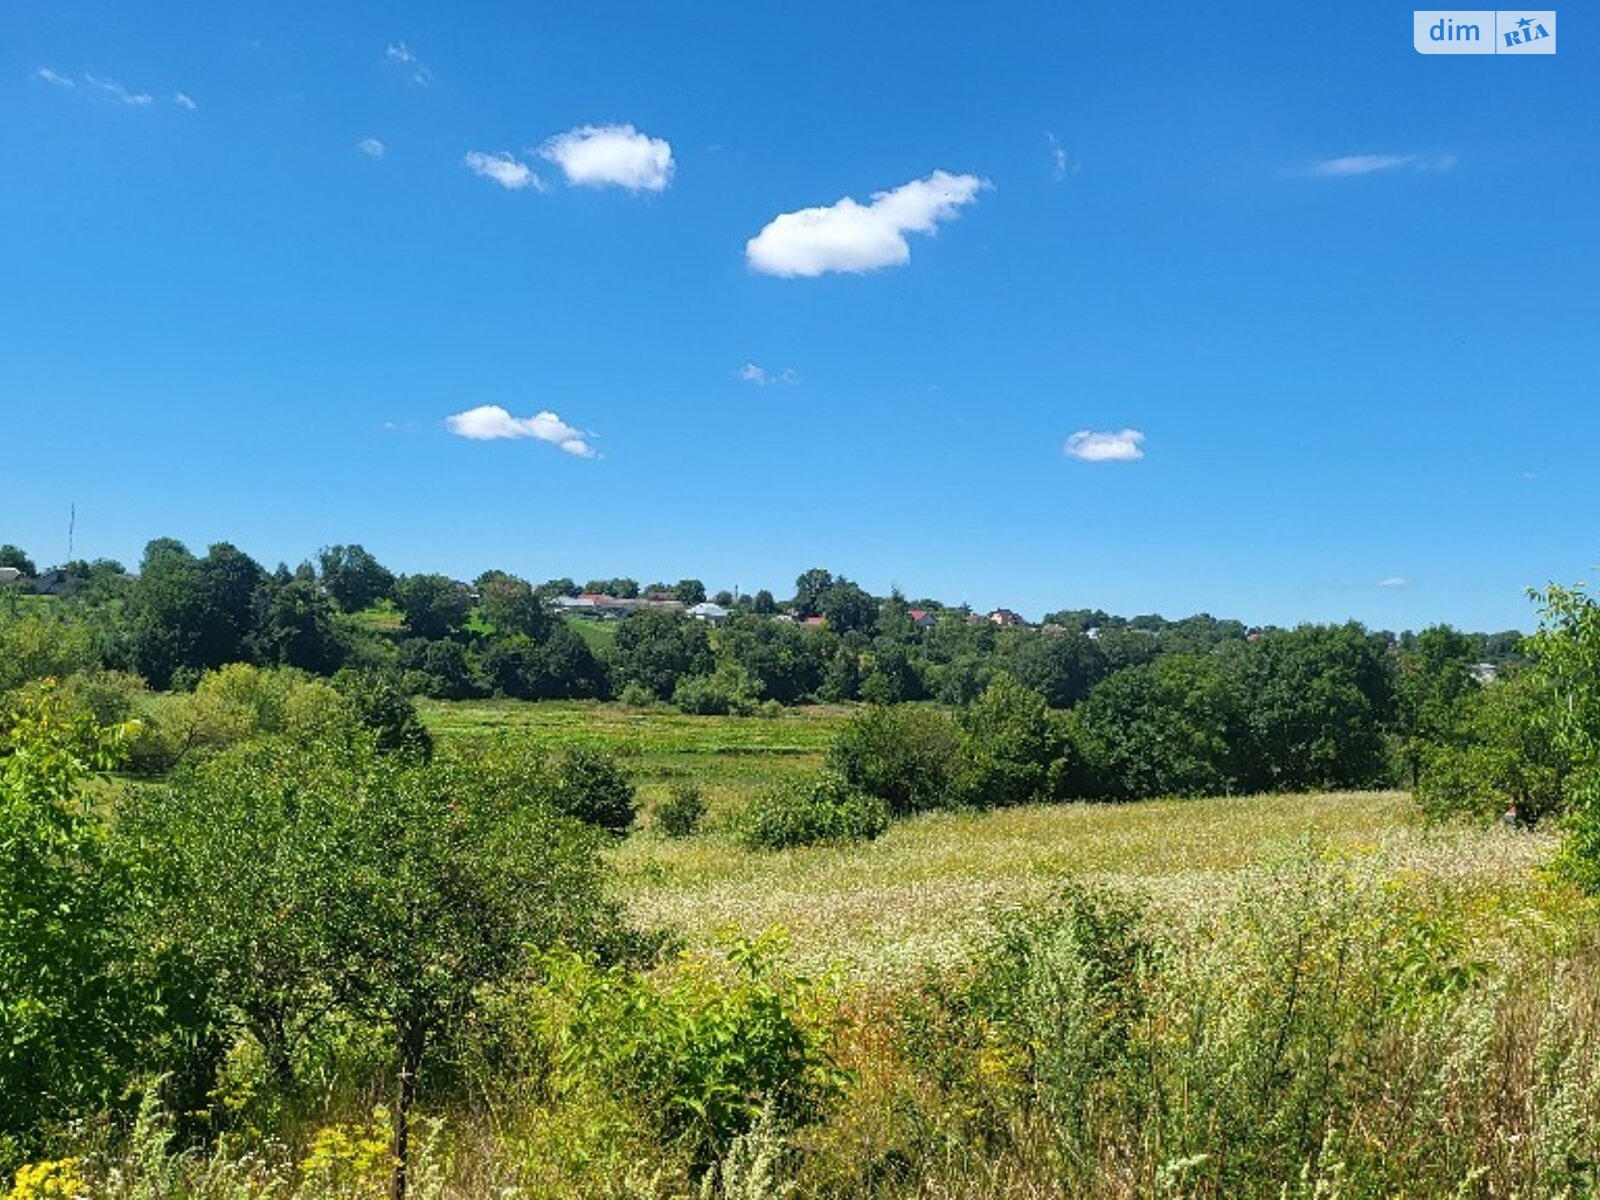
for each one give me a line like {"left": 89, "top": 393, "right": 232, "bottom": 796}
{"left": 613, "top": 791, "right": 1565, "bottom": 980}
{"left": 418, "top": 696, "right": 849, "bottom": 815}
{"left": 419, "top": 699, "right": 1570, "bottom": 985}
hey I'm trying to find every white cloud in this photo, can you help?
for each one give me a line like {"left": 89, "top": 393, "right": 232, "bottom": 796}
{"left": 735, "top": 363, "right": 798, "bottom": 387}
{"left": 85, "top": 73, "right": 153, "bottom": 106}
{"left": 745, "top": 170, "right": 987, "bottom": 278}
{"left": 385, "top": 41, "right": 433, "bottom": 86}
{"left": 1376, "top": 576, "right": 1408, "bottom": 589}
{"left": 1306, "top": 153, "right": 1456, "bottom": 178}
{"left": 539, "top": 124, "right": 674, "bottom": 192}
{"left": 462, "top": 150, "right": 544, "bottom": 191}
{"left": 1063, "top": 429, "right": 1145, "bottom": 463}
{"left": 35, "top": 67, "right": 73, "bottom": 88}
{"left": 1046, "top": 132, "right": 1072, "bottom": 182}
{"left": 445, "top": 406, "right": 598, "bottom": 458}
{"left": 357, "top": 137, "right": 386, "bottom": 158}
{"left": 175, "top": 91, "right": 197, "bottom": 110}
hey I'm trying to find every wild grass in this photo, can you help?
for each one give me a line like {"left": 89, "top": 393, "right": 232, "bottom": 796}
{"left": 612, "top": 792, "right": 1565, "bottom": 981}
{"left": 418, "top": 699, "right": 848, "bottom": 820}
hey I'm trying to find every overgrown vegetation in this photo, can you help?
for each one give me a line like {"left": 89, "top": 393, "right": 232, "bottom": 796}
{"left": 6, "top": 543, "right": 1600, "bottom": 1198}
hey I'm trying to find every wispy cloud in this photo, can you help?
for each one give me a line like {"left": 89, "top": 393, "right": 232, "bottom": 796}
{"left": 1376, "top": 576, "right": 1408, "bottom": 589}
{"left": 539, "top": 124, "right": 674, "bottom": 192}
{"left": 85, "top": 73, "right": 154, "bottom": 106}
{"left": 735, "top": 363, "right": 799, "bottom": 387}
{"left": 385, "top": 41, "right": 433, "bottom": 87}
{"left": 1063, "top": 429, "right": 1145, "bottom": 463}
{"left": 357, "top": 137, "right": 386, "bottom": 159}
{"left": 174, "top": 91, "right": 197, "bottom": 110}
{"left": 746, "top": 170, "right": 987, "bottom": 278}
{"left": 35, "top": 67, "right": 73, "bottom": 88}
{"left": 1305, "top": 153, "right": 1457, "bottom": 178}
{"left": 445, "top": 406, "right": 598, "bottom": 458}
{"left": 462, "top": 150, "right": 544, "bottom": 191}
{"left": 1046, "top": 132, "right": 1073, "bottom": 182}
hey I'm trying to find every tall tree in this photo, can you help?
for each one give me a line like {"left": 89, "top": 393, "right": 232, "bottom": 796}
{"left": 0, "top": 545, "right": 37, "bottom": 577}
{"left": 1530, "top": 583, "right": 1600, "bottom": 891}
{"left": 393, "top": 574, "right": 470, "bottom": 641}
{"left": 317, "top": 545, "right": 396, "bottom": 612}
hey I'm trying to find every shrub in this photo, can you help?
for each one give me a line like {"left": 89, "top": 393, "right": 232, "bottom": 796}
{"left": 334, "top": 670, "right": 433, "bottom": 761}
{"left": 738, "top": 771, "right": 889, "bottom": 850}
{"left": 675, "top": 663, "right": 763, "bottom": 717}
{"left": 535, "top": 931, "right": 846, "bottom": 1167}
{"left": 619, "top": 681, "right": 657, "bottom": 708}
{"left": 549, "top": 746, "right": 638, "bottom": 834}
{"left": 827, "top": 704, "right": 962, "bottom": 816}
{"left": 657, "top": 783, "right": 707, "bottom": 838}
{"left": 956, "top": 674, "right": 1069, "bottom": 807}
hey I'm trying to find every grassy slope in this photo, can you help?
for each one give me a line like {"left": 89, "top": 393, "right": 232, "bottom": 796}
{"left": 419, "top": 698, "right": 1564, "bottom": 986}
{"left": 613, "top": 791, "right": 1562, "bottom": 979}
{"left": 418, "top": 697, "right": 848, "bottom": 815}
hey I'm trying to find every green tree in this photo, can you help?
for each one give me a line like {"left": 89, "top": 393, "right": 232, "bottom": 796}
{"left": 1395, "top": 624, "right": 1479, "bottom": 787}
{"left": 392, "top": 574, "right": 470, "bottom": 641}
{"left": 132, "top": 732, "right": 622, "bottom": 1199}
{"left": 336, "top": 671, "right": 433, "bottom": 761}
{"left": 124, "top": 540, "right": 267, "bottom": 688}
{"left": 958, "top": 674, "right": 1068, "bottom": 807}
{"left": 1072, "top": 654, "right": 1247, "bottom": 799}
{"left": 1530, "top": 583, "right": 1600, "bottom": 891}
{"left": 0, "top": 688, "right": 142, "bottom": 1169}
{"left": 476, "top": 572, "right": 549, "bottom": 640}
{"left": 0, "top": 545, "right": 37, "bottom": 577}
{"left": 792, "top": 568, "right": 835, "bottom": 617}
{"left": 1414, "top": 669, "right": 1569, "bottom": 825}
{"left": 752, "top": 588, "right": 777, "bottom": 615}
{"left": 673, "top": 578, "right": 708, "bottom": 605}
{"left": 819, "top": 580, "right": 877, "bottom": 635}
{"left": 1007, "top": 631, "right": 1109, "bottom": 709}
{"left": 250, "top": 577, "right": 347, "bottom": 674}
{"left": 613, "top": 609, "right": 712, "bottom": 700}
{"left": 317, "top": 545, "right": 396, "bottom": 612}
{"left": 1236, "top": 623, "right": 1396, "bottom": 792}
{"left": 827, "top": 704, "right": 963, "bottom": 815}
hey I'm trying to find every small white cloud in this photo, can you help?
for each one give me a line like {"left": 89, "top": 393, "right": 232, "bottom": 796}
{"left": 175, "top": 91, "right": 197, "bottom": 110}
{"left": 357, "top": 137, "right": 386, "bottom": 158}
{"left": 1046, "top": 132, "right": 1072, "bottom": 182}
{"left": 385, "top": 41, "right": 433, "bottom": 87}
{"left": 85, "top": 73, "right": 154, "bottom": 106}
{"left": 735, "top": 363, "right": 798, "bottom": 387}
{"left": 445, "top": 405, "right": 598, "bottom": 458}
{"left": 462, "top": 150, "right": 544, "bottom": 191}
{"left": 1305, "top": 153, "right": 1456, "bottom": 178}
{"left": 35, "top": 67, "right": 74, "bottom": 88}
{"left": 1376, "top": 576, "right": 1408, "bottom": 589}
{"left": 539, "top": 124, "right": 674, "bottom": 192}
{"left": 1064, "top": 429, "right": 1145, "bottom": 463}
{"left": 746, "top": 170, "right": 987, "bottom": 278}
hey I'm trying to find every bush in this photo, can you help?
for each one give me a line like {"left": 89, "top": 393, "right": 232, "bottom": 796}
{"left": 674, "top": 663, "right": 762, "bottom": 717}
{"left": 619, "top": 681, "right": 657, "bottom": 708}
{"left": 548, "top": 746, "right": 638, "bottom": 834}
{"left": 957, "top": 674, "right": 1069, "bottom": 808}
{"left": 656, "top": 782, "right": 707, "bottom": 838}
{"left": 827, "top": 704, "right": 962, "bottom": 816}
{"left": 534, "top": 931, "right": 845, "bottom": 1167}
{"left": 334, "top": 670, "right": 433, "bottom": 761}
{"left": 739, "top": 771, "right": 889, "bottom": 850}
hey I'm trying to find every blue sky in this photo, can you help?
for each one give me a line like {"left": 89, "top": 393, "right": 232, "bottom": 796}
{"left": 2, "top": 3, "right": 1595, "bottom": 631}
